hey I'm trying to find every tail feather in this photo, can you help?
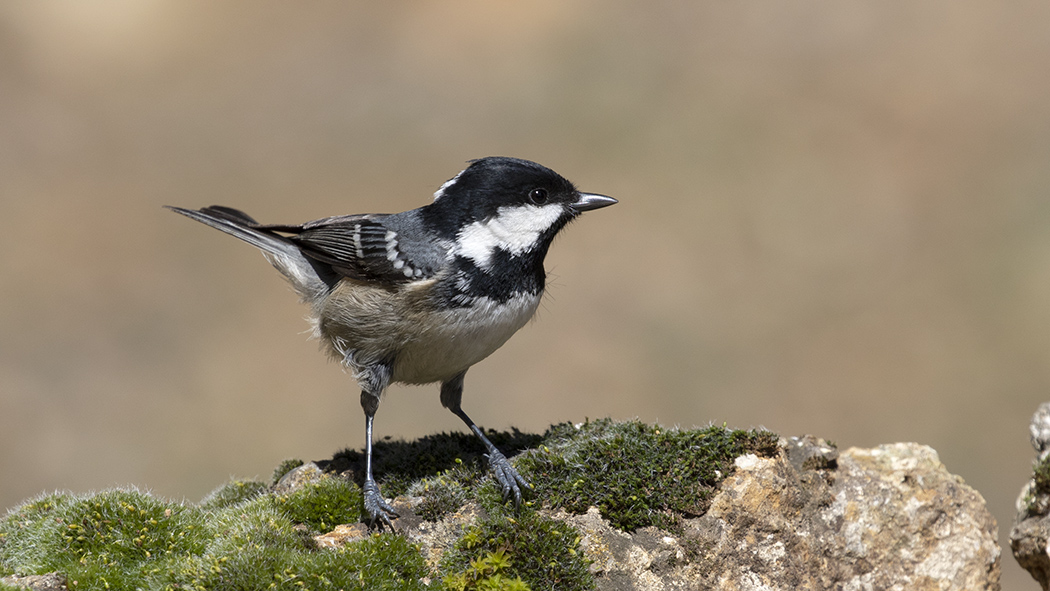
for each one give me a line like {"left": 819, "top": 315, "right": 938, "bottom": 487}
{"left": 165, "top": 205, "right": 332, "bottom": 299}
{"left": 165, "top": 206, "right": 294, "bottom": 256}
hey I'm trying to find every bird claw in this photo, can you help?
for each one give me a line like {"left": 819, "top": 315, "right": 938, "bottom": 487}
{"left": 363, "top": 478, "right": 399, "bottom": 531}
{"left": 485, "top": 449, "right": 532, "bottom": 506}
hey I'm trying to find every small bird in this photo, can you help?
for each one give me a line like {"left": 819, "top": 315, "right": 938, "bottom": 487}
{"left": 167, "top": 156, "right": 616, "bottom": 529}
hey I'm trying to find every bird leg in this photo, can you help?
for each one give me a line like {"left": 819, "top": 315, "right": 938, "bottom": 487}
{"left": 360, "top": 385, "right": 398, "bottom": 531}
{"left": 440, "top": 372, "right": 532, "bottom": 505}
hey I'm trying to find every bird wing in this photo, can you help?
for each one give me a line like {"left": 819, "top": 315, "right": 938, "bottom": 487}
{"left": 285, "top": 213, "right": 445, "bottom": 284}
{"left": 176, "top": 206, "right": 444, "bottom": 286}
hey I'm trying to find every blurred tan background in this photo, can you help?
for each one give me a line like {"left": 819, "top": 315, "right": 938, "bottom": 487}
{"left": 1, "top": 1, "right": 1048, "bottom": 586}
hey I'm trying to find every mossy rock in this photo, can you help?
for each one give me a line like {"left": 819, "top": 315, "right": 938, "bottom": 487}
{"left": 1, "top": 420, "right": 777, "bottom": 590}
{"left": 516, "top": 418, "right": 778, "bottom": 531}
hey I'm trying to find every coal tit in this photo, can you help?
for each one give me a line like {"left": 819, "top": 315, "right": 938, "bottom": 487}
{"left": 167, "top": 156, "right": 616, "bottom": 529}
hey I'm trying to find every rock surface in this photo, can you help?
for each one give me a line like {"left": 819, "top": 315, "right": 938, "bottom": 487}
{"left": 317, "top": 437, "right": 1001, "bottom": 590}
{"left": 575, "top": 439, "right": 1000, "bottom": 590}
{"left": 0, "top": 573, "right": 66, "bottom": 591}
{"left": 1011, "top": 402, "right": 1050, "bottom": 589}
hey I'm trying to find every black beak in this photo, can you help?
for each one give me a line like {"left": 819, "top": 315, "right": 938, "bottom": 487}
{"left": 571, "top": 192, "right": 618, "bottom": 213}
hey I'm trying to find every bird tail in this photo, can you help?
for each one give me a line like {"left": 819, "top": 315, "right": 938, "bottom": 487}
{"left": 165, "top": 205, "right": 331, "bottom": 300}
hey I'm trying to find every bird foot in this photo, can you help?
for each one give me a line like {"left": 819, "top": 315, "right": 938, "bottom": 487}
{"left": 486, "top": 449, "right": 532, "bottom": 506}
{"left": 363, "top": 478, "right": 399, "bottom": 531}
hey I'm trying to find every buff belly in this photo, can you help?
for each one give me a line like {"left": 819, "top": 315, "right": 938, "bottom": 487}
{"left": 313, "top": 277, "right": 542, "bottom": 386}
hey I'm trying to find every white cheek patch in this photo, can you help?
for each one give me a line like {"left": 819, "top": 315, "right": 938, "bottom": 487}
{"left": 455, "top": 204, "right": 564, "bottom": 269}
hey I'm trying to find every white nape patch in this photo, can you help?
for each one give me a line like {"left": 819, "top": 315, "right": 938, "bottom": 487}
{"left": 455, "top": 203, "right": 564, "bottom": 269}
{"left": 433, "top": 170, "right": 465, "bottom": 202}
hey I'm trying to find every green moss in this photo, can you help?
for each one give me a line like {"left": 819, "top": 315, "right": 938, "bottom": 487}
{"left": 197, "top": 479, "right": 269, "bottom": 511}
{"left": 408, "top": 463, "right": 481, "bottom": 521}
{"left": 164, "top": 509, "right": 427, "bottom": 591}
{"left": 517, "top": 418, "right": 778, "bottom": 531}
{"left": 271, "top": 458, "right": 305, "bottom": 485}
{"left": 1035, "top": 456, "right": 1050, "bottom": 496}
{"left": 0, "top": 493, "right": 71, "bottom": 575}
{"left": 206, "top": 501, "right": 307, "bottom": 554}
{"left": 440, "top": 484, "right": 592, "bottom": 591}
{"left": 0, "top": 483, "right": 422, "bottom": 590}
{"left": 0, "top": 488, "right": 209, "bottom": 590}
{"left": 318, "top": 535, "right": 429, "bottom": 591}
{"left": 269, "top": 474, "right": 363, "bottom": 534}
{"left": 161, "top": 498, "right": 428, "bottom": 591}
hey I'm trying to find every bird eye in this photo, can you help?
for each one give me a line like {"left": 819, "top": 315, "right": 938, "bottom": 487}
{"left": 528, "top": 188, "right": 549, "bottom": 204}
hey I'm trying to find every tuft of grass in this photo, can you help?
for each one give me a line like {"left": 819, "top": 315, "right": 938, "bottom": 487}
{"left": 517, "top": 418, "right": 779, "bottom": 531}
{"left": 442, "top": 548, "right": 530, "bottom": 591}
